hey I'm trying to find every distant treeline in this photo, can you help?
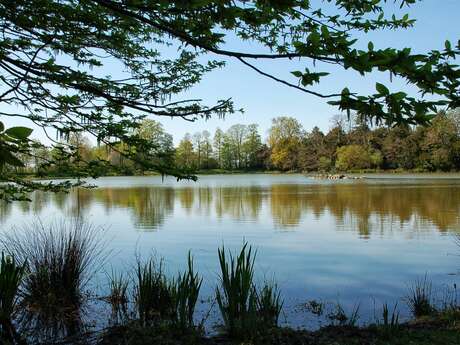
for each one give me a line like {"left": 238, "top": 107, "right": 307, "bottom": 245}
{"left": 15, "top": 109, "right": 460, "bottom": 176}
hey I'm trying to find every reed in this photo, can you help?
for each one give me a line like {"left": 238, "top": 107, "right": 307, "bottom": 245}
{"left": 256, "top": 281, "right": 283, "bottom": 327}
{"left": 407, "top": 275, "right": 435, "bottom": 318}
{"left": 0, "top": 219, "right": 105, "bottom": 339}
{"left": 216, "top": 243, "right": 258, "bottom": 338}
{"left": 171, "top": 252, "right": 202, "bottom": 331}
{"left": 216, "top": 244, "right": 284, "bottom": 339}
{"left": 135, "top": 257, "right": 174, "bottom": 325}
{"left": 106, "top": 270, "right": 130, "bottom": 325}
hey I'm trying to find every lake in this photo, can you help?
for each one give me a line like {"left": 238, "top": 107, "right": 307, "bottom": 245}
{"left": 1, "top": 174, "right": 459, "bottom": 330}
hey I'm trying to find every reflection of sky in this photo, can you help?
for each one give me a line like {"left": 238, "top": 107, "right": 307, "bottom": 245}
{"left": 0, "top": 174, "right": 459, "bottom": 329}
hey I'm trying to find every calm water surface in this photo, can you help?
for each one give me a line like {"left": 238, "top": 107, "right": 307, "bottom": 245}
{"left": 1, "top": 174, "right": 460, "bottom": 329}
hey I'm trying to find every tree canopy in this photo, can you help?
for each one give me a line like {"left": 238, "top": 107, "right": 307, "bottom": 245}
{"left": 1, "top": 0, "right": 459, "bottom": 200}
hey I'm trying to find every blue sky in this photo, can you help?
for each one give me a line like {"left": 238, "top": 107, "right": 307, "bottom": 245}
{"left": 157, "top": 0, "right": 460, "bottom": 143}
{"left": 4, "top": 0, "right": 460, "bottom": 145}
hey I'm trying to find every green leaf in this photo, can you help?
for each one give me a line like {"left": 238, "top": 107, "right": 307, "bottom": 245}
{"left": 0, "top": 149, "right": 25, "bottom": 167}
{"left": 376, "top": 83, "right": 389, "bottom": 95}
{"left": 0, "top": 122, "right": 4, "bottom": 132}
{"left": 5, "top": 127, "right": 33, "bottom": 140}
{"left": 393, "top": 92, "right": 407, "bottom": 101}
{"left": 445, "top": 40, "right": 452, "bottom": 51}
{"left": 291, "top": 71, "right": 303, "bottom": 78}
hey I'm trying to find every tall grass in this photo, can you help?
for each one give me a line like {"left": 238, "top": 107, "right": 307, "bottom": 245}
{"left": 406, "top": 275, "right": 435, "bottom": 318}
{"left": 256, "top": 281, "right": 283, "bottom": 327}
{"left": 0, "top": 253, "right": 27, "bottom": 343}
{"left": 106, "top": 270, "right": 129, "bottom": 325}
{"left": 381, "top": 302, "right": 399, "bottom": 328}
{"left": 135, "top": 257, "right": 174, "bottom": 325}
{"left": 0, "top": 219, "right": 106, "bottom": 339}
{"left": 216, "top": 244, "right": 283, "bottom": 339}
{"left": 216, "top": 243, "right": 258, "bottom": 338}
{"left": 171, "top": 252, "right": 202, "bottom": 331}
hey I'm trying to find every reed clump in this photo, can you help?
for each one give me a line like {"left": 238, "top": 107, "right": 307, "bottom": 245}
{"left": 216, "top": 243, "right": 283, "bottom": 339}
{"left": 406, "top": 275, "right": 435, "bottom": 318}
{"left": 1, "top": 220, "right": 106, "bottom": 339}
{"left": 134, "top": 252, "right": 202, "bottom": 333}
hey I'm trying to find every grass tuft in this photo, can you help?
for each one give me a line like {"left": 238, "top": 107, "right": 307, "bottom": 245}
{"left": 171, "top": 252, "right": 202, "bottom": 332}
{"left": 407, "top": 275, "right": 435, "bottom": 318}
{"left": 106, "top": 269, "right": 130, "bottom": 325}
{"left": 256, "top": 280, "right": 283, "bottom": 327}
{"left": 216, "top": 243, "right": 283, "bottom": 339}
{"left": 1, "top": 219, "right": 106, "bottom": 339}
{"left": 135, "top": 257, "right": 174, "bottom": 325}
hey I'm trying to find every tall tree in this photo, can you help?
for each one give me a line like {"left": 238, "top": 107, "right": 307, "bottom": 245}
{"left": 175, "top": 133, "right": 195, "bottom": 170}
{"left": 268, "top": 117, "right": 303, "bottom": 171}
{"left": 213, "top": 128, "right": 224, "bottom": 168}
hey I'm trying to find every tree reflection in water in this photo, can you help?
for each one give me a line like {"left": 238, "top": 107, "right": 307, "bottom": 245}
{"left": 1, "top": 180, "right": 459, "bottom": 236}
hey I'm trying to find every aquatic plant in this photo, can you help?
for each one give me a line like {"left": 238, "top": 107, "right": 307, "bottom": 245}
{"left": 216, "top": 244, "right": 284, "bottom": 338}
{"left": 381, "top": 302, "right": 400, "bottom": 328}
{"left": 171, "top": 252, "right": 203, "bottom": 331}
{"left": 0, "top": 253, "right": 27, "bottom": 343}
{"left": 256, "top": 280, "right": 283, "bottom": 327}
{"left": 327, "top": 302, "right": 360, "bottom": 327}
{"left": 407, "top": 275, "right": 435, "bottom": 318}
{"left": 106, "top": 270, "right": 130, "bottom": 325}
{"left": 216, "top": 243, "right": 258, "bottom": 338}
{"left": 0, "top": 219, "right": 106, "bottom": 339}
{"left": 135, "top": 257, "right": 174, "bottom": 325}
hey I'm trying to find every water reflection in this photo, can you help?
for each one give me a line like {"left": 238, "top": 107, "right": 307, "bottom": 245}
{"left": 1, "top": 178, "right": 460, "bottom": 236}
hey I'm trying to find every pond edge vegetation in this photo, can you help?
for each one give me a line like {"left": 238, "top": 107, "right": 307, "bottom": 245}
{"left": 0, "top": 221, "right": 458, "bottom": 345}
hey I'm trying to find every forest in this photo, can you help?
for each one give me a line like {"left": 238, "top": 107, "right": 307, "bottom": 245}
{"left": 14, "top": 109, "right": 460, "bottom": 177}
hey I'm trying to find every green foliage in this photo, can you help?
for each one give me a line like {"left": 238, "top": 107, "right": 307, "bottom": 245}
{"left": 326, "top": 302, "right": 360, "bottom": 327}
{"left": 0, "top": 253, "right": 26, "bottom": 344}
{"left": 216, "top": 243, "right": 258, "bottom": 338}
{"left": 379, "top": 302, "right": 400, "bottom": 338}
{"left": 336, "top": 145, "right": 373, "bottom": 171}
{"left": 256, "top": 281, "right": 283, "bottom": 327}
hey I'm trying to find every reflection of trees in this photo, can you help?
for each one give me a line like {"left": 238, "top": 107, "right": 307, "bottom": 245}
{"left": 90, "top": 187, "right": 175, "bottom": 230}
{"left": 5, "top": 181, "right": 460, "bottom": 236}
{"left": 214, "top": 186, "right": 263, "bottom": 220}
{"left": 270, "top": 185, "right": 303, "bottom": 228}
{"left": 269, "top": 182, "right": 460, "bottom": 235}
{"left": 177, "top": 187, "right": 194, "bottom": 212}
